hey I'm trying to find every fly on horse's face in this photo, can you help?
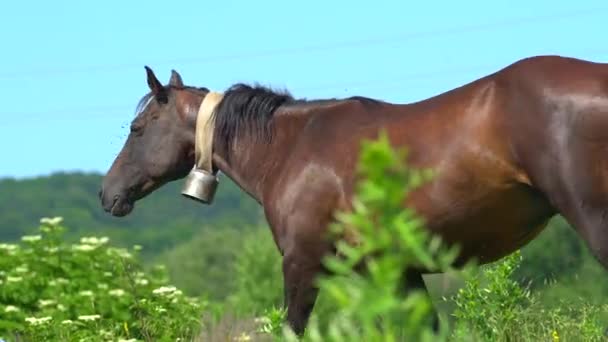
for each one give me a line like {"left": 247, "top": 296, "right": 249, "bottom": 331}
{"left": 99, "top": 67, "right": 205, "bottom": 217}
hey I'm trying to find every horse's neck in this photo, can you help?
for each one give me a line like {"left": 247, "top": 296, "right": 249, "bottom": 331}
{"left": 210, "top": 106, "right": 312, "bottom": 204}
{"left": 212, "top": 131, "right": 286, "bottom": 204}
{"left": 212, "top": 148, "right": 263, "bottom": 203}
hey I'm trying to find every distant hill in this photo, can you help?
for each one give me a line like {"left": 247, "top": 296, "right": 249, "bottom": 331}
{"left": 0, "top": 172, "right": 263, "bottom": 255}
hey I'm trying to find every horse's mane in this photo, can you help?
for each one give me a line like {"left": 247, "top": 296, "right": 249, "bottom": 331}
{"left": 211, "top": 83, "right": 384, "bottom": 155}
{"left": 212, "top": 83, "right": 294, "bottom": 147}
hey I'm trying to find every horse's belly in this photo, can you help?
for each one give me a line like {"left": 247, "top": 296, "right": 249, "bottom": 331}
{"left": 411, "top": 181, "right": 554, "bottom": 265}
{"left": 449, "top": 217, "right": 549, "bottom": 264}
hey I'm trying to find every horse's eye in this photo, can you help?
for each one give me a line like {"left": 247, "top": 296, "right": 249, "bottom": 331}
{"left": 130, "top": 122, "right": 143, "bottom": 134}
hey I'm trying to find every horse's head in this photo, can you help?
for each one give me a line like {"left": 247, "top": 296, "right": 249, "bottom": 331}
{"left": 100, "top": 67, "right": 207, "bottom": 216}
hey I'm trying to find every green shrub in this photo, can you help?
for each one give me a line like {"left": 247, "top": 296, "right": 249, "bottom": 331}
{"left": 160, "top": 226, "right": 243, "bottom": 300}
{"left": 227, "top": 227, "right": 283, "bottom": 316}
{"left": 0, "top": 217, "right": 206, "bottom": 341}
{"left": 451, "top": 249, "right": 608, "bottom": 341}
{"left": 451, "top": 251, "right": 530, "bottom": 340}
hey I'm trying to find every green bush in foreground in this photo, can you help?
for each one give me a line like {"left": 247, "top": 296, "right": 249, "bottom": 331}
{"left": 274, "top": 132, "right": 464, "bottom": 341}
{"left": 0, "top": 217, "right": 206, "bottom": 341}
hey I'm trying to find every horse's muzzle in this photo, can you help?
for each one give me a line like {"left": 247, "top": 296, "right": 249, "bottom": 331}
{"left": 181, "top": 168, "right": 219, "bottom": 205}
{"left": 100, "top": 190, "right": 134, "bottom": 217}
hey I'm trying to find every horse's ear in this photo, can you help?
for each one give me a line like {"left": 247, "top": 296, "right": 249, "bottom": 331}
{"left": 169, "top": 69, "right": 184, "bottom": 87}
{"left": 145, "top": 66, "right": 168, "bottom": 103}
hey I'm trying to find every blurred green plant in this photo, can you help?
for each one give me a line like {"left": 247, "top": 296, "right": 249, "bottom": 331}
{"left": 227, "top": 227, "right": 283, "bottom": 316}
{"left": 277, "top": 132, "right": 463, "bottom": 341}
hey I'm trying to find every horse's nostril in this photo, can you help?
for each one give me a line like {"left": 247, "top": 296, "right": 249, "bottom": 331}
{"left": 98, "top": 190, "right": 103, "bottom": 199}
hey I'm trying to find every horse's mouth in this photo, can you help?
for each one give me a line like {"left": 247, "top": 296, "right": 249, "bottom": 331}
{"left": 105, "top": 194, "right": 134, "bottom": 217}
{"left": 100, "top": 179, "right": 158, "bottom": 217}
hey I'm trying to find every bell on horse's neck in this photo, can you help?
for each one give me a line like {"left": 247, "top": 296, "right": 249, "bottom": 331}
{"left": 181, "top": 167, "right": 219, "bottom": 204}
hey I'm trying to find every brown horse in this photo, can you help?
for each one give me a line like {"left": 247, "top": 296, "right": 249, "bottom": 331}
{"left": 100, "top": 55, "right": 608, "bottom": 335}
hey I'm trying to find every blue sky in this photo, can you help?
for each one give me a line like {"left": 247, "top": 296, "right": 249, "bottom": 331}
{"left": 0, "top": 0, "right": 606, "bottom": 179}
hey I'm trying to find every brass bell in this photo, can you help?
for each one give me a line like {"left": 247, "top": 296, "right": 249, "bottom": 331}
{"left": 181, "top": 168, "right": 219, "bottom": 204}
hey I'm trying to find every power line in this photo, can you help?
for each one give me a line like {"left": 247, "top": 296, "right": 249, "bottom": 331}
{"left": 0, "top": 7, "right": 604, "bottom": 81}
{"left": 4, "top": 49, "right": 608, "bottom": 125}
{"left": 0, "top": 64, "right": 510, "bottom": 120}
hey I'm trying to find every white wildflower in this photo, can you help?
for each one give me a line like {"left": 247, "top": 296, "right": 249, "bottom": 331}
{"left": 154, "top": 306, "right": 167, "bottom": 313}
{"left": 118, "top": 339, "right": 138, "bottom": 342}
{"left": 77, "top": 314, "right": 101, "bottom": 321}
{"left": 57, "top": 304, "right": 66, "bottom": 311}
{"left": 98, "top": 283, "right": 109, "bottom": 290}
{"left": 72, "top": 244, "right": 97, "bottom": 252}
{"left": 107, "top": 248, "right": 132, "bottom": 259}
{"left": 49, "top": 277, "right": 69, "bottom": 286}
{"left": 40, "top": 216, "right": 63, "bottom": 226}
{"left": 38, "top": 299, "right": 56, "bottom": 308}
{"left": 109, "top": 289, "right": 126, "bottom": 297}
{"left": 80, "top": 236, "right": 110, "bottom": 246}
{"left": 99, "top": 329, "right": 113, "bottom": 338}
{"left": 61, "top": 319, "right": 73, "bottom": 324}
{"left": 15, "top": 265, "right": 28, "bottom": 274}
{"left": 79, "top": 290, "right": 94, "bottom": 297}
{"left": 21, "top": 235, "right": 42, "bottom": 242}
{"left": 152, "top": 286, "right": 178, "bottom": 296}
{"left": 25, "top": 316, "right": 52, "bottom": 326}
{"left": 44, "top": 246, "right": 59, "bottom": 253}
{"left": 135, "top": 278, "right": 149, "bottom": 286}
{"left": 0, "top": 244, "right": 18, "bottom": 251}
{"left": 4, "top": 305, "right": 19, "bottom": 313}
{"left": 7, "top": 276, "right": 23, "bottom": 283}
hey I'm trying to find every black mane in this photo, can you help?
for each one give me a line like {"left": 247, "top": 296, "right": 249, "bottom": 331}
{"left": 212, "top": 83, "right": 293, "bottom": 148}
{"left": 211, "top": 83, "right": 384, "bottom": 156}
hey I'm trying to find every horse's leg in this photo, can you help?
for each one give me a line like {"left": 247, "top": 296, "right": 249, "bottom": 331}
{"left": 538, "top": 141, "right": 608, "bottom": 269}
{"left": 399, "top": 268, "right": 440, "bottom": 331}
{"left": 552, "top": 193, "right": 608, "bottom": 269}
{"left": 282, "top": 248, "right": 325, "bottom": 336}
{"left": 278, "top": 209, "right": 333, "bottom": 336}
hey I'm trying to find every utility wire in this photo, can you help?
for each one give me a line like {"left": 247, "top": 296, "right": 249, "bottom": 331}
{"left": 0, "top": 7, "right": 604, "bottom": 81}
{"left": 3, "top": 48, "right": 608, "bottom": 125}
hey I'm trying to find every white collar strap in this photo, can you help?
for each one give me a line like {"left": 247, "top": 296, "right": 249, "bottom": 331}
{"left": 194, "top": 91, "right": 224, "bottom": 172}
